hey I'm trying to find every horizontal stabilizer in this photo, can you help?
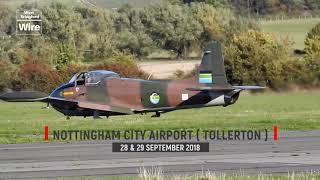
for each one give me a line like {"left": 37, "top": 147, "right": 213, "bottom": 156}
{"left": 232, "top": 86, "right": 266, "bottom": 90}
{"left": 186, "top": 86, "right": 266, "bottom": 92}
{"left": 0, "top": 91, "right": 48, "bottom": 102}
{"left": 186, "top": 86, "right": 235, "bottom": 91}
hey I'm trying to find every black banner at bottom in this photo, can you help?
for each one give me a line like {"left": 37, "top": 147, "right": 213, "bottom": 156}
{"left": 112, "top": 142, "right": 209, "bottom": 152}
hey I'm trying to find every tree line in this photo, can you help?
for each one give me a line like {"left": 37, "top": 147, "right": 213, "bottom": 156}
{"left": 177, "top": 0, "right": 320, "bottom": 16}
{"left": 0, "top": 1, "right": 319, "bottom": 93}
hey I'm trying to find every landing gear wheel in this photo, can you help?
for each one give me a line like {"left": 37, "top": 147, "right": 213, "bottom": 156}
{"left": 66, "top": 116, "right": 70, "bottom": 120}
{"left": 151, "top": 111, "right": 161, "bottom": 118}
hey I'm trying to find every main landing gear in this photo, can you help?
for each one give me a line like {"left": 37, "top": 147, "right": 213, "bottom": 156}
{"left": 93, "top": 110, "right": 102, "bottom": 119}
{"left": 65, "top": 110, "right": 108, "bottom": 120}
{"left": 93, "top": 110, "right": 109, "bottom": 119}
{"left": 151, "top": 111, "right": 161, "bottom": 118}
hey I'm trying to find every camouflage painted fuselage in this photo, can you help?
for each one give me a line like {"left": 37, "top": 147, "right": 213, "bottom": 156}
{"left": 49, "top": 76, "right": 239, "bottom": 117}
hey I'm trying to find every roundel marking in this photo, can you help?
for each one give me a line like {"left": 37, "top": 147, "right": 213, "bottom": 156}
{"left": 149, "top": 92, "right": 160, "bottom": 104}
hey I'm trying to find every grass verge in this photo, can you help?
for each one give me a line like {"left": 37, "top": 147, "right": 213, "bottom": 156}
{"left": 37, "top": 168, "right": 320, "bottom": 180}
{"left": 259, "top": 18, "right": 320, "bottom": 49}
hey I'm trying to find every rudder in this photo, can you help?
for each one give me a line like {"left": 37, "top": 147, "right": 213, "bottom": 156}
{"left": 198, "top": 41, "right": 229, "bottom": 86}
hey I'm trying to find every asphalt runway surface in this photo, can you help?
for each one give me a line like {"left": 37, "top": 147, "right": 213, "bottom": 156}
{"left": 0, "top": 131, "right": 319, "bottom": 179}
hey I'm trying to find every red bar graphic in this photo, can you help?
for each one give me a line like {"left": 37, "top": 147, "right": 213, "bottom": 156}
{"left": 44, "top": 125, "right": 48, "bottom": 141}
{"left": 273, "top": 126, "right": 278, "bottom": 141}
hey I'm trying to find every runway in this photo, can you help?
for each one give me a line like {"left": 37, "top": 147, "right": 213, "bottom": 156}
{"left": 0, "top": 130, "right": 319, "bottom": 179}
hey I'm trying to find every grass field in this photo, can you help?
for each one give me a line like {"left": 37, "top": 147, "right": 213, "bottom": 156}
{"left": 137, "top": 170, "right": 320, "bottom": 180}
{"left": 0, "top": 91, "right": 319, "bottom": 144}
{"left": 34, "top": 169, "right": 320, "bottom": 180}
{"left": 259, "top": 18, "right": 320, "bottom": 49}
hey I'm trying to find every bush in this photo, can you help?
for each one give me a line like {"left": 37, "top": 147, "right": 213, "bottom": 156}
{"left": 141, "top": 2, "right": 203, "bottom": 58}
{"left": 191, "top": 3, "right": 227, "bottom": 44}
{"left": 17, "top": 62, "right": 60, "bottom": 93}
{"left": 172, "top": 65, "right": 199, "bottom": 79}
{"left": 90, "top": 53, "right": 149, "bottom": 79}
{"left": 224, "top": 30, "right": 290, "bottom": 88}
{"left": 55, "top": 44, "right": 77, "bottom": 70}
{"left": 304, "top": 23, "right": 320, "bottom": 86}
{"left": 58, "top": 63, "right": 89, "bottom": 84}
{"left": 0, "top": 60, "right": 16, "bottom": 91}
{"left": 306, "top": 23, "right": 320, "bottom": 40}
{"left": 279, "top": 58, "right": 313, "bottom": 87}
{"left": 305, "top": 23, "right": 320, "bottom": 58}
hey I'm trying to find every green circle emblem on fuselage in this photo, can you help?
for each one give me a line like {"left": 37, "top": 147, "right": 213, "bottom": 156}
{"left": 150, "top": 93, "right": 160, "bottom": 104}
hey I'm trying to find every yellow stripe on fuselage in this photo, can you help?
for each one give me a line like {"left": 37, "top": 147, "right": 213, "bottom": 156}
{"left": 63, "top": 91, "right": 74, "bottom": 96}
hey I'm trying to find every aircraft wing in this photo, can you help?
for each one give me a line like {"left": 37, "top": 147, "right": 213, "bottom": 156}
{"left": 0, "top": 92, "right": 134, "bottom": 115}
{"left": 232, "top": 86, "right": 266, "bottom": 90}
{"left": 0, "top": 91, "right": 49, "bottom": 102}
{"left": 77, "top": 101, "right": 134, "bottom": 115}
{"left": 48, "top": 97, "right": 134, "bottom": 115}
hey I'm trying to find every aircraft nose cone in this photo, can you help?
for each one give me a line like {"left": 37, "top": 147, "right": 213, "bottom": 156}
{"left": 50, "top": 82, "right": 75, "bottom": 98}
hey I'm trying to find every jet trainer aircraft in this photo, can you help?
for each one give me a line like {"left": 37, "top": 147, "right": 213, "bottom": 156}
{"left": 0, "top": 42, "right": 264, "bottom": 118}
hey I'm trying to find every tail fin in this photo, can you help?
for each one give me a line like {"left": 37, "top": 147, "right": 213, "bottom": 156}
{"left": 198, "top": 41, "right": 229, "bottom": 86}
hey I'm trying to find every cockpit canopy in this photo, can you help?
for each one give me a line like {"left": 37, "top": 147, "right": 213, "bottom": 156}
{"left": 69, "top": 70, "right": 120, "bottom": 86}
